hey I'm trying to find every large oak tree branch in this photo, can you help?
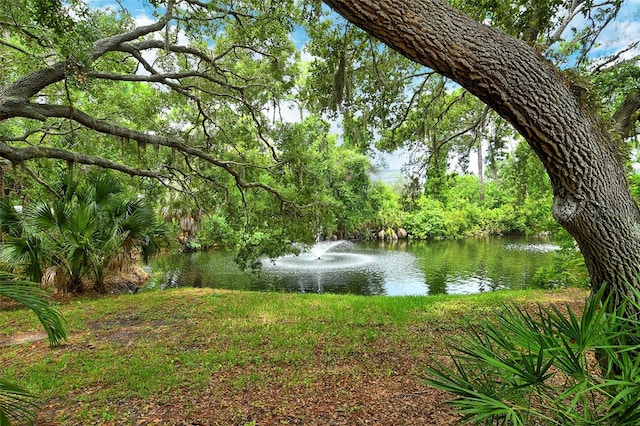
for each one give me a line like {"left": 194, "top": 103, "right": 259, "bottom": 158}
{"left": 322, "top": 0, "right": 625, "bottom": 203}
{"left": 0, "top": 1, "right": 174, "bottom": 109}
{"left": 323, "top": 1, "right": 576, "bottom": 151}
{"left": 0, "top": 3, "right": 288, "bottom": 202}
{"left": 613, "top": 91, "right": 640, "bottom": 139}
{"left": 0, "top": 142, "right": 162, "bottom": 178}
{"left": 0, "top": 62, "right": 66, "bottom": 104}
{"left": 90, "top": 0, "right": 174, "bottom": 58}
{"left": 31, "top": 104, "right": 252, "bottom": 169}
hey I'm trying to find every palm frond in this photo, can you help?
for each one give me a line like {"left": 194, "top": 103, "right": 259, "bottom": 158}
{"left": 0, "top": 235, "right": 47, "bottom": 282}
{"left": 0, "top": 380, "right": 38, "bottom": 426}
{"left": 0, "top": 272, "right": 66, "bottom": 347}
{"left": 88, "top": 173, "right": 122, "bottom": 206}
{"left": 27, "top": 201, "right": 58, "bottom": 231}
{"left": 0, "top": 199, "right": 24, "bottom": 237}
{"left": 424, "top": 286, "right": 640, "bottom": 425}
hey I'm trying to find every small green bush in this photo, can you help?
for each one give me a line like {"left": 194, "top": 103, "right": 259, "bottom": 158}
{"left": 404, "top": 197, "right": 448, "bottom": 239}
{"left": 533, "top": 230, "right": 589, "bottom": 289}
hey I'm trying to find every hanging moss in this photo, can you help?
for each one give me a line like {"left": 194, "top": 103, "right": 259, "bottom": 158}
{"left": 330, "top": 50, "right": 346, "bottom": 112}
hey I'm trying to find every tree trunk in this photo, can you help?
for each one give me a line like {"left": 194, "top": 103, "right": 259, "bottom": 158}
{"left": 323, "top": 0, "right": 640, "bottom": 304}
{"left": 476, "top": 133, "right": 484, "bottom": 202}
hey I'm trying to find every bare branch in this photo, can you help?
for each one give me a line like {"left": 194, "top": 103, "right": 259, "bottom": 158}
{"left": 576, "top": 2, "right": 623, "bottom": 66}
{"left": 183, "top": 0, "right": 254, "bottom": 20}
{"left": 22, "top": 165, "right": 60, "bottom": 196}
{"left": 128, "top": 39, "right": 279, "bottom": 72}
{"left": 547, "top": 0, "right": 586, "bottom": 45}
{"left": 389, "top": 73, "right": 435, "bottom": 135}
{"left": 592, "top": 43, "right": 639, "bottom": 73}
{"left": 85, "top": 70, "right": 253, "bottom": 93}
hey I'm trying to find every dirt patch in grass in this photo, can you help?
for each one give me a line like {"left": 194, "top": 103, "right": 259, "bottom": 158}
{"left": 151, "top": 367, "right": 454, "bottom": 425}
{"left": 0, "top": 331, "right": 48, "bottom": 347}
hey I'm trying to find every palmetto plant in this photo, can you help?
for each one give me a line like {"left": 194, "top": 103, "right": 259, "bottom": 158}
{"left": 0, "top": 172, "right": 167, "bottom": 293}
{"left": 0, "top": 272, "right": 66, "bottom": 425}
{"left": 425, "top": 287, "right": 640, "bottom": 425}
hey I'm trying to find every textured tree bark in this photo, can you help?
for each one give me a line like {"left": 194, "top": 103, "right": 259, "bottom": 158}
{"left": 323, "top": 0, "right": 640, "bottom": 303}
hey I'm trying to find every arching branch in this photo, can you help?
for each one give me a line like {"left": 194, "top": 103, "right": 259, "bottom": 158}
{"left": 613, "top": 91, "right": 640, "bottom": 140}
{"left": 1, "top": 101, "right": 295, "bottom": 207}
{"left": 0, "top": 0, "right": 314, "bottom": 218}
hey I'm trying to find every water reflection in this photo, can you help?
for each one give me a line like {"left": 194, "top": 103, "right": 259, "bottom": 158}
{"left": 410, "top": 238, "right": 558, "bottom": 294}
{"left": 146, "top": 236, "right": 558, "bottom": 296}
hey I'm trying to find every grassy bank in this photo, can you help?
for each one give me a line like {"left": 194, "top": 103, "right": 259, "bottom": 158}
{"left": 0, "top": 288, "right": 588, "bottom": 425}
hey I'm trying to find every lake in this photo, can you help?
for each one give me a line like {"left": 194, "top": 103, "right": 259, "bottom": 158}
{"left": 145, "top": 236, "right": 559, "bottom": 296}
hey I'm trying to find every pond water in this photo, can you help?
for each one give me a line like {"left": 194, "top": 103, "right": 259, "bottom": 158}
{"left": 145, "top": 236, "right": 559, "bottom": 296}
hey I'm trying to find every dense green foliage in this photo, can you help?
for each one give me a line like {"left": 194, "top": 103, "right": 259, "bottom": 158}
{"left": 0, "top": 1, "right": 638, "bottom": 424}
{"left": 402, "top": 140, "right": 556, "bottom": 239}
{"left": 533, "top": 229, "right": 590, "bottom": 288}
{"left": 0, "top": 0, "right": 636, "bottom": 260}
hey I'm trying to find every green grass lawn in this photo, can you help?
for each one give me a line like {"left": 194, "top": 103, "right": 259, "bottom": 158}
{"left": 0, "top": 287, "right": 587, "bottom": 425}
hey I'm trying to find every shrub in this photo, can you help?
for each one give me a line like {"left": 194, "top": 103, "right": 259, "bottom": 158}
{"left": 425, "top": 287, "right": 640, "bottom": 425}
{"left": 533, "top": 230, "right": 589, "bottom": 289}
{"left": 404, "top": 197, "right": 448, "bottom": 238}
{"left": 0, "top": 172, "right": 168, "bottom": 293}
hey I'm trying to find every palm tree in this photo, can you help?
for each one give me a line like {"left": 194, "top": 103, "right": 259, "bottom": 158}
{"left": 0, "top": 271, "right": 66, "bottom": 425}
{"left": 94, "top": 197, "right": 168, "bottom": 293}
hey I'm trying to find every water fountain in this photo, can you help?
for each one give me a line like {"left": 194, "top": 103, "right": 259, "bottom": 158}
{"left": 262, "top": 241, "right": 356, "bottom": 293}
{"left": 262, "top": 240, "right": 375, "bottom": 271}
{"left": 310, "top": 240, "right": 344, "bottom": 259}
{"left": 258, "top": 240, "right": 426, "bottom": 294}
